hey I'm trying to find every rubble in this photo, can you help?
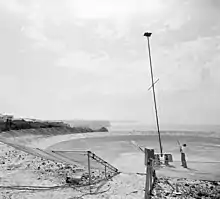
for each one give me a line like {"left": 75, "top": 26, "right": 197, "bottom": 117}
{"left": 152, "top": 177, "right": 220, "bottom": 199}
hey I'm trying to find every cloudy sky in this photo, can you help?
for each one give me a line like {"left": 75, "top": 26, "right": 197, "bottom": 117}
{"left": 0, "top": 0, "right": 220, "bottom": 124}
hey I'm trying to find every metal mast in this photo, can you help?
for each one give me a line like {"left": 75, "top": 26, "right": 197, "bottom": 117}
{"left": 144, "top": 32, "right": 163, "bottom": 156}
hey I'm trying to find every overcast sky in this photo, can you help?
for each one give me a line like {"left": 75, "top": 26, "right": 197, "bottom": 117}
{"left": 0, "top": 0, "right": 220, "bottom": 124}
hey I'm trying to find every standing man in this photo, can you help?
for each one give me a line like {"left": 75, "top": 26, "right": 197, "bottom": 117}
{"left": 177, "top": 140, "right": 187, "bottom": 168}
{"left": 180, "top": 143, "right": 187, "bottom": 168}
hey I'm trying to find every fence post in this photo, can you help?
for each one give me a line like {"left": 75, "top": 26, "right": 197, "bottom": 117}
{"left": 145, "top": 165, "right": 150, "bottom": 199}
{"left": 104, "top": 165, "right": 107, "bottom": 179}
{"left": 149, "top": 162, "right": 152, "bottom": 190}
{"left": 144, "top": 148, "right": 154, "bottom": 199}
{"left": 87, "top": 151, "right": 92, "bottom": 193}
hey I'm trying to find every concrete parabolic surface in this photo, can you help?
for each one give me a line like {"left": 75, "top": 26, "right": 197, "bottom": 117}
{"left": 0, "top": 128, "right": 220, "bottom": 181}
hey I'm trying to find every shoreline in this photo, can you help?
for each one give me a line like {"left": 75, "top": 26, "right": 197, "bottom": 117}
{"left": 29, "top": 129, "right": 220, "bottom": 150}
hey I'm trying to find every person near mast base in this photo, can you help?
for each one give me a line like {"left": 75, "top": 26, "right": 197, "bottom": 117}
{"left": 179, "top": 143, "right": 187, "bottom": 168}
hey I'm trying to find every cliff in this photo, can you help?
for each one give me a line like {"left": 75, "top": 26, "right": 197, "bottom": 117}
{"left": 0, "top": 119, "right": 108, "bottom": 133}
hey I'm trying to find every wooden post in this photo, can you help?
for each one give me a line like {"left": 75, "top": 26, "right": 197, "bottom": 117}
{"left": 164, "top": 154, "right": 169, "bottom": 166}
{"left": 144, "top": 148, "right": 149, "bottom": 199}
{"left": 145, "top": 166, "right": 150, "bottom": 199}
{"left": 87, "top": 151, "right": 92, "bottom": 193}
{"left": 149, "top": 162, "right": 152, "bottom": 190}
{"left": 104, "top": 165, "right": 107, "bottom": 179}
{"left": 145, "top": 148, "right": 154, "bottom": 199}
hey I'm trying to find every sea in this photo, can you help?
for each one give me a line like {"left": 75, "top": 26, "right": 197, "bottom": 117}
{"left": 65, "top": 120, "right": 220, "bottom": 132}
{"left": 109, "top": 121, "right": 220, "bottom": 132}
{"left": 64, "top": 120, "right": 220, "bottom": 139}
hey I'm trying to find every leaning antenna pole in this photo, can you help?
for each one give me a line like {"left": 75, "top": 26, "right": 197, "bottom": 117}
{"left": 144, "top": 32, "right": 163, "bottom": 156}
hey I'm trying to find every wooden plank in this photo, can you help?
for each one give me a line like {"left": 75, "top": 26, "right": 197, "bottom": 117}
{"left": 88, "top": 151, "right": 92, "bottom": 193}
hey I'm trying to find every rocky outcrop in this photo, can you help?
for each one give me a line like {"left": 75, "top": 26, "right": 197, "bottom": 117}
{"left": 94, "top": 127, "right": 108, "bottom": 132}
{"left": 0, "top": 118, "right": 109, "bottom": 133}
{"left": 152, "top": 177, "right": 220, "bottom": 198}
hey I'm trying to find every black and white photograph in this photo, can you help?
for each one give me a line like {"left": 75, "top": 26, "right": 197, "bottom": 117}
{"left": 0, "top": 0, "right": 220, "bottom": 198}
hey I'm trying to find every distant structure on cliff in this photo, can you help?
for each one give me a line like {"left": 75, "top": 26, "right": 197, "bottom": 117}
{"left": 0, "top": 114, "right": 108, "bottom": 132}
{"left": 0, "top": 113, "right": 70, "bottom": 132}
{"left": 0, "top": 114, "right": 14, "bottom": 121}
